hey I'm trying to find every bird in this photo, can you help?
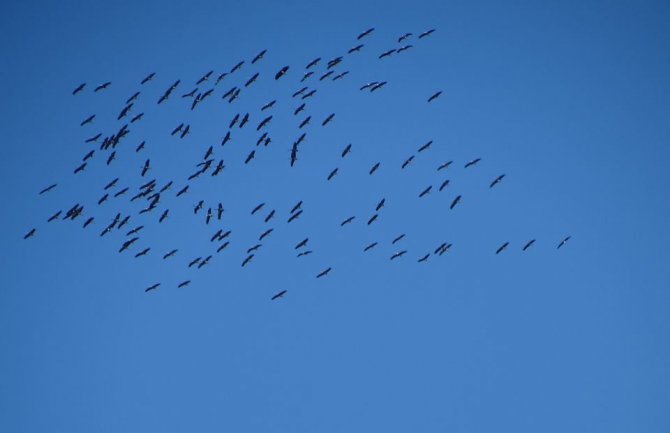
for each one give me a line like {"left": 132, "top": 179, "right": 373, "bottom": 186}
{"left": 73, "top": 162, "right": 87, "bottom": 174}
{"left": 244, "top": 150, "right": 256, "bottom": 164}
{"left": 39, "top": 184, "right": 57, "bottom": 195}
{"left": 241, "top": 254, "right": 254, "bottom": 267}
{"left": 419, "top": 186, "right": 432, "bottom": 198}
{"left": 264, "top": 210, "right": 275, "bottom": 223}
{"left": 557, "top": 236, "right": 571, "bottom": 249}
{"left": 196, "top": 70, "right": 213, "bottom": 85}
{"left": 364, "top": 242, "right": 378, "bottom": 252}
{"left": 348, "top": 44, "right": 364, "bottom": 54}
{"left": 341, "top": 143, "right": 352, "bottom": 157}
{"left": 145, "top": 283, "right": 160, "bottom": 292}
{"left": 327, "top": 168, "right": 338, "bottom": 180}
{"left": 119, "top": 237, "right": 139, "bottom": 253}
{"left": 437, "top": 161, "right": 453, "bottom": 171}
{"left": 316, "top": 267, "right": 332, "bottom": 278}
{"left": 418, "top": 253, "right": 430, "bottom": 263}
{"left": 23, "top": 228, "right": 36, "bottom": 239}
{"left": 188, "top": 257, "right": 202, "bottom": 268}
{"left": 419, "top": 29, "right": 436, "bottom": 38}
{"left": 427, "top": 91, "right": 442, "bottom": 102}
{"left": 80, "top": 114, "right": 95, "bottom": 126}
{"left": 341, "top": 216, "right": 355, "bottom": 226}
{"left": 379, "top": 49, "right": 396, "bottom": 59}
{"left": 450, "top": 195, "right": 461, "bottom": 210}
{"left": 275, "top": 66, "right": 289, "bottom": 80}
{"left": 83, "top": 217, "right": 94, "bottom": 228}
{"left": 496, "top": 242, "right": 509, "bottom": 254}
{"left": 72, "top": 83, "right": 86, "bottom": 95}
{"left": 85, "top": 133, "right": 102, "bottom": 143}
{"left": 290, "top": 201, "right": 303, "bottom": 214}
{"left": 398, "top": 32, "right": 413, "bottom": 42}
{"left": 490, "top": 174, "right": 506, "bottom": 188}
{"left": 322, "top": 113, "right": 335, "bottom": 126}
{"left": 367, "top": 214, "right": 378, "bottom": 225}
{"left": 401, "top": 155, "right": 414, "bottom": 169}
{"left": 418, "top": 140, "right": 433, "bottom": 152}
{"left": 464, "top": 158, "right": 481, "bottom": 168}
{"left": 390, "top": 250, "right": 407, "bottom": 260}
{"left": 287, "top": 210, "right": 303, "bottom": 223}
{"left": 392, "top": 234, "right": 406, "bottom": 244}
{"left": 305, "top": 57, "right": 321, "bottom": 69}
{"left": 271, "top": 290, "right": 287, "bottom": 300}
{"left": 252, "top": 49, "right": 267, "bottom": 64}
{"left": 94, "top": 81, "right": 111, "bottom": 92}
{"left": 357, "top": 28, "right": 375, "bottom": 39}
{"left": 251, "top": 203, "right": 265, "bottom": 215}
{"left": 369, "top": 162, "right": 380, "bottom": 175}
{"left": 297, "top": 250, "right": 313, "bottom": 258}
{"left": 141, "top": 72, "right": 155, "bottom": 84}
{"left": 259, "top": 228, "right": 273, "bottom": 241}
{"left": 299, "top": 116, "right": 311, "bottom": 129}
{"left": 134, "top": 248, "right": 150, "bottom": 258}
{"left": 244, "top": 72, "right": 259, "bottom": 87}
{"left": 159, "top": 209, "right": 169, "bottom": 223}
{"left": 375, "top": 198, "right": 385, "bottom": 211}
{"left": 295, "top": 238, "right": 309, "bottom": 249}
{"left": 141, "top": 159, "right": 150, "bottom": 177}
{"left": 178, "top": 280, "right": 191, "bottom": 288}
{"left": 104, "top": 178, "right": 119, "bottom": 190}
{"left": 522, "top": 239, "right": 536, "bottom": 251}
{"left": 261, "top": 100, "right": 276, "bottom": 111}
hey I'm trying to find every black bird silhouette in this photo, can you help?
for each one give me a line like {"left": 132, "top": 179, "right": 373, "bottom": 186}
{"left": 264, "top": 210, "right": 275, "bottom": 223}
{"left": 271, "top": 290, "right": 287, "bottom": 300}
{"left": 80, "top": 114, "right": 95, "bottom": 126}
{"left": 419, "top": 29, "right": 436, "bottom": 38}
{"left": 85, "top": 133, "right": 102, "bottom": 143}
{"left": 163, "top": 249, "right": 178, "bottom": 259}
{"left": 464, "top": 158, "right": 481, "bottom": 168}
{"left": 245, "top": 73, "right": 259, "bottom": 87}
{"left": 299, "top": 116, "right": 311, "bottom": 129}
{"left": 306, "top": 57, "right": 321, "bottom": 69}
{"left": 159, "top": 209, "right": 169, "bottom": 223}
{"left": 188, "top": 257, "right": 202, "bottom": 268}
{"left": 427, "top": 91, "right": 442, "bottom": 102}
{"left": 230, "top": 60, "right": 244, "bottom": 73}
{"left": 130, "top": 113, "right": 144, "bottom": 123}
{"left": 294, "top": 103, "right": 306, "bottom": 115}
{"left": 369, "top": 162, "right": 380, "bottom": 175}
{"left": 319, "top": 71, "right": 334, "bottom": 81}
{"left": 252, "top": 49, "right": 267, "bottom": 64}
{"left": 114, "top": 187, "right": 128, "bottom": 197}
{"left": 418, "top": 140, "right": 433, "bottom": 152}
{"left": 275, "top": 66, "right": 289, "bottom": 80}
{"left": 261, "top": 100, "right": 276, "bottom": 111}
{"left": 341, "top": 143, "right": 352, "bottom": 157}
{"left": 316, "top": 267, "right": 332, "bottom": 278}
{"left": 134, "top": 248, "right": 150, "bottom": 258}
{"left": 83, "top": 217, "right": 94, "bottom": 228}
{"left": 348, "top": 44, "right": 364, "bottom": 53}
{"left": 239, "top": 113, "right": 249, "bottom": 128}
{"left": 217, "top": 203, "right": 224, "bottom": 220}
{"left": 196, "top": 70, "right": 213, "bottom": 85}
{"left": 437, "top": 161, "right": 453, "bottom": 171}
{"left": 419, "top": 186, "right": 432, "bottom": 197}
{"left": 221, "top": 131, "right": 231, "bottom": 146}
{"left": 364, "top": 242, "right": 378, "bottom": 251}
{"left": 322, "top": 113, "right": 335, "bottom": 126}
{"left": 244, "top": 150, "right": 256, "bottom": 164}
{"left": 251, "top": 203, "right": 265, "bottom": 215}
{"left": 522, "top": 239, "right": 536, "bottom": 251}
{"left": 23, "top": 228, "right": 36, "bottom": 239}
{"left": 302, "top": 89, "right": 317, "bottom": 99}
{"left": 126, "top": 92, "right": 140, "bottom": 104}
{"left": 145, "top": 283, "right": 160, "bottom": 293}
{"left": 357, "top": 28, "right": 375, "bottom": 39}
{"left": 490, "top": 174, "right": 506, "bottom": 188}
{"left": 392, "top": 234, "right": 405, "bottom": 244}
{"left": 295, "top": 238, "right": 309, "bottom": 249}
{"left": 135, "top": 142, "right": 145, "bottom": 152}
{"left": 390, "top": 250, "right": 407, "bottom": 260}
{"left": 141, "top": 72, "right": 155, "bottom": 84}
{"left": 141, "top": 160, "right": 150, "bottom": 177}
{"left": 398, "top": 32, "right": 413, "bottom": 42}
{"left": 247, "top": 244, "right": 262, "bottom": 254}
{"left": 379, "top": 49, "right": 396, "bottom": 59}
{"left": 215, "top": 72, "right": 227, "bottom": 84}
{"left": 401, "top": 155, "right": 415, "bottom": 169}
{"left": 341, "top": 216, "right": 355, "bottom": 226}
{"left": 370, "top": 81, "right": 387, "bottom": 91}
{"left": 327, "top": 56, "right": 343, "bottom": 69}
{"left": 375, "top": 198, "right": 385, "bottom": 211}
{"left": 72, "top": 83, "right": 85, "bottom": 95}
{"left": 287, "top": 210, "right": 303, "bottom": 223}
{"left": 178, "top": 280, "right": 191, "bottom": 288}
{"left": 257, "top": 115, "right": 272, "bottom": 130}
{"left": 97, "top": 193, "right": 109, "bottom": 205}
{"left": 450, "top": 195, "right": 462, "bottom": 210}
{"left": 171, "top": 123, "right": 184, "bottom": 136}
{"left": 126, "top": 225, "right": 144, "bottom": 236}
{"left": 73, "top": 162, "right": 87, "bottom": 174}
{"left": 297, "top": 250, "right": 313, "bottom": 257}
{"left": 496, "top": 242, "right": 509, "bottom": 254}
{"left": 94, "top": 82, "right": 111, "bottom": 92}
{"left": 119, "top": 237, "right": 139, "bottom": 253}
{"left": 180, "top": 124, "right": 190, "bottom": 139}
{"left": 39, "top": 184, "right": 57, "bottom": 195}
{"left": 439, "top": 179, "right": 450, "bottom": 192}
{"left": 104, "top": 178, "right": 119, "bottom": 190}
{"left": 557, "top": 236, "right": 571, "bottom": 249}
{"left": 418, "top": 253, "right": 430, "bottom": 263}
{"left": 367, "top": 214, "right": 378, "bottom": 225}
{"left": 176, "top": 185, "right": 189, "bottom": 197}
{"left": 333, "top": 71, "right": 349, "bottom": 80}
{"left": 106, "top": 151, "right": 116, "bottom": 166}
{"left": 327, "top": 168, "right": 338, "bottom": 180}
{"left": 259, "top": 228, "right": 274, "bottom": 241}
{"left": 241, "top": 254, "right": 254, "bottom": 267}
{"left": 290, "top": 201, "right": 303, "bottom": 214}
{"left": 217, "top": 242, "right": 230, "bottom": 253}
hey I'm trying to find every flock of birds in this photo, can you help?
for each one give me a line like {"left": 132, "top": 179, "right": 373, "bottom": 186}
{"left": 24, "top": 27, "right": 571, "bottom": 300}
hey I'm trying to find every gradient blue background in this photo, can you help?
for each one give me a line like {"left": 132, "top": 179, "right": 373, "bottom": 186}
{"left": 1, "top": 0, "right": 669, "bottom": 431}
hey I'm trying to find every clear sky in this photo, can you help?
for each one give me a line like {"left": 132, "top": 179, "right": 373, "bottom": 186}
{"left": 1, "top": 0, "right": 669, "bottom": 431}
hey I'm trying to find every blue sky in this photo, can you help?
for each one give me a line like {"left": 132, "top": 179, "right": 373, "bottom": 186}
{"left": 1, "top": 0, "right": 669, "bottom": 431}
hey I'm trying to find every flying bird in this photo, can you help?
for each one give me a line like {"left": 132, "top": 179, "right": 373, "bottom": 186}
{"left": 418, "top": 140, "right": 432, "bottom": 152}
{"left": 141, "top": 72, "right": 155, "bottom": 84}
{"left": 375, "top": 198, "right": 385, "bottom": 211}
{"left": 450, "top": 195, "right": 461, "bottom": 210}
{"left": 522, "top": 239, "right": 536, "bottom": 251}
{"left": 427, "top": 91, "right": 442, "bottom": 102}
{"left": 464, "top": 158, "right": 481, "bottom": 168}
{"left": 367, "top": 214, "right": 378, "bottom": 225}
{"left": 322, "top": 113, "right": 335, "bottom": 126}
{"left": 496, "top": 242, "right": 510, "bottom": 254}
{"left": 364, "top": 242, "right": 378, "bottom": 252}
{"left": 437, "top": 161, "right": 453, "bottom": 171}
{"left": 392, "top": 234, "right": 405, "bottom": 244}
{"left": 489, "top": 174, "right": 506, "bottom": 188}
{"left": 275, "top": 66, "right": 289, "bottom": 80}
{"left": 145, "top": 283, "right": 160, "bottom": 292}
{"left": 271, "top": 290, "right": 287, "bottom": 300}
{"left": 369, "top": 162, "right": 380, "bottom": 175}
{"left": 557, "top": 236, "right": 571, "bottom": 249}
{"left": 348, "top": 44, "right": 364, "bottom": 54}
{"left": 316, "top": 267, "right": 332, "bottom": 278}
{"left": 178, "top": 280, "right": 191, "bottom": 288}
{"left": 419, "top": 186, "right": 432, "bottom": 197}
{"left": 357, "top": 28, "right": 375, "bottom": 40}
{"left": 327, "top": 168, "right": 338, "bottom": 180}
{"left": 72, "top": 83, "right": 85, "bottom": 95}
{"left": 80, "top": 114, "right": 95, "bottom": 126}
{"left": 252, "top": 49, "right": 267, "bottom": 64}
{"left": 340, "top": 216, "right": 355, "bottom": 226}
{"left": 341, "top": 143, "right": 352, "bottom": 157}
{"left": 390, "top": 250, "right": 407, "bottom": 260}
{"left": 23, "top": 228, "right": 36, "bottom": 239}
{"left": 439, "top": 179, "right": 450, "bottom": 192}
{"left": 419, "top": 29, "right": 436, "bottom": 38}
{"left": 94, "top": 81, "right": 111, "bottom": 92}
{"left": 39, "top": 184, "right": 57, "bottom": 195}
